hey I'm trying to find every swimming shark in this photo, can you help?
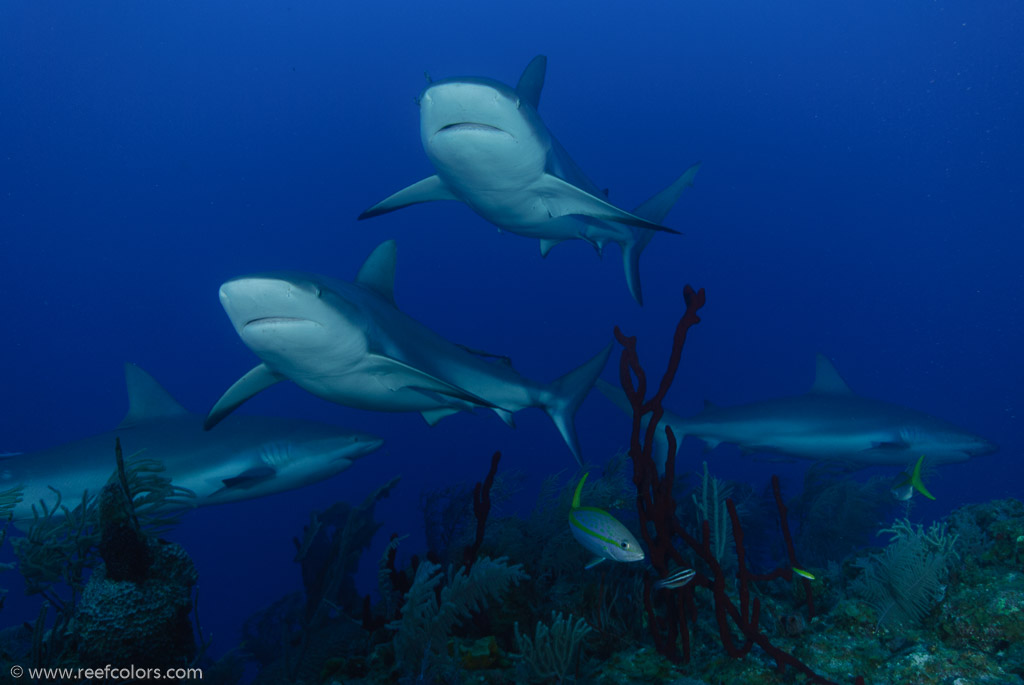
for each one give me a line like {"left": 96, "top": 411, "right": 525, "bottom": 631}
{"left": 358, "top": 55, "right": 701, "bottom": 305}
{"left": 204, "top": 240, "right": 610, "bottom": 465}
{"left": 1, "top": 364, "right": 383, "bottom": 522}
{"left": 598, "top": 355, "right": 997, "bottom": 473}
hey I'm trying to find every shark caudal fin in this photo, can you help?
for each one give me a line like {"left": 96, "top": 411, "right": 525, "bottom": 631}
{"left": 594, "top": 379, "right": 633, "bottom": 416}
{"left": 621, "top": 162, "right": 701, "bottom": 305}
{"left": 542, "top": 345, "right": 612, "bottom": 466}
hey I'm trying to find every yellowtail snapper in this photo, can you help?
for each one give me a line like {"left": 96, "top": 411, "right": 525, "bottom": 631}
{"left": 569, "top": 472, "right": 644, "bottom": 569}
{"left": 890, "top": 455, "right": 936, "bottom": 501}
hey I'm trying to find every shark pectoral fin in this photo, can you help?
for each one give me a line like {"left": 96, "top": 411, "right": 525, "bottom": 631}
{"left": 220, "top": 466, "right": 277, "bottom": 491}
{"left": 366, "top": 353, "right": 499, "bottom": 409}
{"left": 358, "top": 175, "right": 457, "bottom": 220}
{"left": 421, "top": 407, "right": 462, "bottom": 426}
{"left": 493, "top": 407, "right": 516, "bottom": 428}
{"left": 454, "top": 343, "right": 514, "bottom": 367}
{"left": 533, "top": 174, "right": 680, "bottom": 234}
{"left": 585, "top": 557, "right": 605, "bottom": 570}
{"left": 204, "top": 364, "right": 284, "bottom": 431}
{"left": 871, "top": 439, "right": 911, "bottom": 451}
{"left": 515, "top": 55, "right": 547, "bottom": 109}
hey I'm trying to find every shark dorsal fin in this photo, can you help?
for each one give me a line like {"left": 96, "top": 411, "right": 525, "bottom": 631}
{"left": 119, "top": 363, "right": 189, "bottom": 428}
{"left": 355, "top": 240, "right": 398, "bottom": 306}
{"left": 516, "top": 55, "right": 547, "bottom": 110}
{"left": 810, "top": 354, "right": 852, "bottom": 395}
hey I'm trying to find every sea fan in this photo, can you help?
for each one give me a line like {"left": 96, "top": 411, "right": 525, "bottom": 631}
{"left": 391, "top": 555, "right": 528, "bottom": 677}
{"left": 850, "top": 519, "right": 959, "bottom": 628}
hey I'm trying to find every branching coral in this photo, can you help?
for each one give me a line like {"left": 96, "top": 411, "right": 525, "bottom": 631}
{"left": 0, "top": 485, "right": 24, "bottom": 610}
{"left": 12, "top": 486, "right": 101, "bottom": 612}
{"left": 513, "top": 611, "right": 593, "bottom": 683}
{"left": 613, "top": 286, "right": 862, "bottom": 684}
{"left": 793, "top": 464, "right": 896, "bottom": 567}
{"left": 116, "top": 450, "right": 196, "bottom": 535}
{"left": 391, "top": 556, "right": 528, "bottom": 678}
{"left": 295, "top": 476, "right": 400, "bottom": 628}
{"left": 690, "top": 461, "right": 733, "bottom": 568}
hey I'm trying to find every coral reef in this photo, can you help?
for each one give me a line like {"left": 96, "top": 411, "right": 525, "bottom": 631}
{"left": 793, "top": 464, "right": 898, "bottom": 568}
{"left": 242, "top": 477, "right": 399, "bottom": 682}
{"left": 8, "top": 356, "right": 1024, "bottom": 684}
{"left": 7, "top": 438, "right": 201, "bottom": 672}
{"left": 73, "top": 538, "right": 198, "bottom": 667}
{"left": 0, "top": 485, "right": 23, "bottom": 610}
{"left": 11, "top": 439, "right": 1022, "bottom": 683}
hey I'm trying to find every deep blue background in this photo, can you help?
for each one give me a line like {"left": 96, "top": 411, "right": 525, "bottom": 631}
{"left": 2, "top": 0, "right": 1021, "bottom": 660}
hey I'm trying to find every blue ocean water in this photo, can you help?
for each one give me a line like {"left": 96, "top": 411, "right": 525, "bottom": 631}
{"left": 1, "top": 0, "right": 1020, "bottom": 668}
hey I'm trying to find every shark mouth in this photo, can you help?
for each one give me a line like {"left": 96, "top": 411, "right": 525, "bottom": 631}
{"left": 436, "top": 122, "right": 509, "bottom": 135}
{"left": 244, "top": 316, "right": 316, "bottom": 328}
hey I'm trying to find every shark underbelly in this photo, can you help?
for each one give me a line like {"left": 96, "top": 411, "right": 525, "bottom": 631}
{"left": 445, "top": 180, "right": 558, "bottom": 230}
{"left": 436, "top": 362, "right": 539, "bottom": 413}
{"left": 291, "top": 371, "right": 460, "bottom": 413}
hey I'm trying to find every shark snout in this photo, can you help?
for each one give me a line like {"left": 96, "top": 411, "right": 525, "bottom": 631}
{"left": 420, "top": 78, "right": 523, "bottom": 143}
{"left": 354, "top": 434, "right": 385, "bottom": 455}
{"left": 219, "top": 276, "right": 326, "bottom": 333}
{"left": 335, "top": 433, "right": 384, "bottom": 461}
{"left": 970, "top": 436, "right": 999, "bottom": 457}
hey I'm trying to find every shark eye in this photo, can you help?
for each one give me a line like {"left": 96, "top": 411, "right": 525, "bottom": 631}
{"left": 515, "top": 97, "right": 521, "bottom": 109}
{"left": 314, "top": 287, "right": 322, "bottom": 298}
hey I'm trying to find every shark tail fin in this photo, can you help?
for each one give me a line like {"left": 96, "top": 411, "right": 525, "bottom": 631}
{"left": 620, "top": 162, "right": 701, "bottom": 305}
{"left": 622, "top": 224, "right": 657, "bottom": 306}
{"left": 594, "top": 379, "right": 633, "bottom": 416}
{"left": 542, "top": 345, "right": 612, "bottom": 466}
{"left": 910, "top": 455, "right": 936, "bottom": 500}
